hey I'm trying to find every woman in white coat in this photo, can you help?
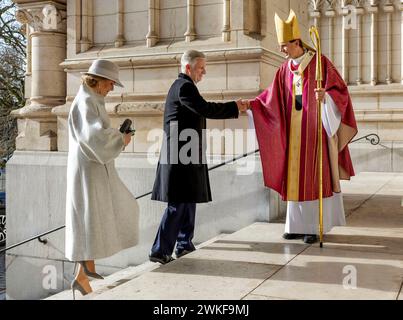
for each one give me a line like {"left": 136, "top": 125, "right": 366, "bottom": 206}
{"left": 65, "top": 59, "right": 139, "bottom": 298}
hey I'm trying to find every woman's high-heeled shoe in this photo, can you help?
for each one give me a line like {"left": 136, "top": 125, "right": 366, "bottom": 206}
{"left": 77, "top": 261, "right": 104, "bottom": 279}
{"left": 71, "top": 279, "right": 89, "bottom": 300}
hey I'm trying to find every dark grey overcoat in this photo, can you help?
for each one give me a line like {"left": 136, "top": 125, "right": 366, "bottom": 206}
{"left": 151, "top": 73, "right": 239, "bottom": 203}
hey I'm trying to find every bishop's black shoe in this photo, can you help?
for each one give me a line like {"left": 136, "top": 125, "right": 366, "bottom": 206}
{"left": 303, "top": 234, "right": 318, "bottom": 244}
{"left": 149, "top": 252, "right": 175, "bottom": 265}
{"left": 282, "top": 233, "right": 304, "bottom": 240}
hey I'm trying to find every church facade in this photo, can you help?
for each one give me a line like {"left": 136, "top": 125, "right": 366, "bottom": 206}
{"left": 6, "top": 0, "right": 403, "bottom": 299}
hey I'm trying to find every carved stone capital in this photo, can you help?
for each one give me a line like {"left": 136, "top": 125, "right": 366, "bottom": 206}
{"left": 309, "top": 10, "right": 321, "bottom": 18}
{"left": 366, "top": 3, "right": 379, "bottom": 14}
{"left": 323, "top": 0, "right": 337, "bottom": 11}
{"left": 355, "top": 7, "right": 365, "bottom": 15}
{"left": 325, "top": 10, "right": 336, "bottom": 17}
{"left": 15, "top": 3, "right": 66, "bottom": 33}
{"left": 383, "top": 4, "right": 394, "bottom": 13}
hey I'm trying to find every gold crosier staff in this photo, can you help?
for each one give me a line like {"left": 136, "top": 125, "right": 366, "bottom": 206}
{"left": 309, "top": 26, "right": 324, "bottom": 248}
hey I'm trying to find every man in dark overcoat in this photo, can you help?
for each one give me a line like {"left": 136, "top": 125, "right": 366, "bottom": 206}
{"left": 150, "top": 50, "right": 247, "bottom": 263}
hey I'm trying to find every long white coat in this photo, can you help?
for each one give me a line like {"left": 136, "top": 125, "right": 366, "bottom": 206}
{"left": 65, "top": 84, "right": 139, "bottom": 261}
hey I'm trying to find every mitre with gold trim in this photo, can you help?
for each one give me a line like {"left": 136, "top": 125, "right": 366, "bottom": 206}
{"left": 274, "top": 9, "right": 315, "bottom": 51}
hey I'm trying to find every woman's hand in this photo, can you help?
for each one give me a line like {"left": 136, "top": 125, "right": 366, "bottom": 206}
{"left": 123, "top": 133, "right": 132, "bottom": 146}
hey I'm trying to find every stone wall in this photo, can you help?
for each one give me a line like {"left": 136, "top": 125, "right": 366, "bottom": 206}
{"left": 8, "top": 0, "right": 403, "bottom": 300}
{"left": 6, "top": 0, "right": 295, "bottom": 299}
{"left": 5, "top": 151, "right": 283, "bottom": 299}
{"left": 308, "top": 0, "right": 403, "bottom": 153}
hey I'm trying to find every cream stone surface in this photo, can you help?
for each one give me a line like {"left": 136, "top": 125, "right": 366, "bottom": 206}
{"left": 6, "top": 150, "right": 276, "bottom": 299}
{"left": 134, "top": 67, "right": 180, "bottom": 94}
{"left": 66, "top": 72, "right": 82, "bottom": 97}
{"left": 194, "top": 3, "right": 222, "bottom": 37}
{"left": 94, "top": 14, "right": 117, "bottom": 45}
{"left": 251, "top": 246, "right": 403, "bottom": 300}
{"left": 8, "top": 0, "right": 403, "bottom": 300}
{"left": 159, "top": 6, "right": 187, "bottom": 40}
{"left": 379, "top": 94, "right": 403, "bottom": 109}
{"left": 160, "top": 0, "right": 187, "bottom": 10}
{"left": 15, "top": 119, "right": 57, "bottom": 151}
{"left": 128, "top": 116, "right": 163, "bottom": 154}
{"left": 349, "top": 143, "right": 393, "bottom": 173}
{"left": 124, "top": 0, "right": 148, "bottom": 12}
{"left": 92, "top": 261, "right": 278, "bottom": 300}
{"left": 205, "top": 119, "right": 225, "bottom": 155}
{"left": 259, "top": 63, "right": 279, "bottom": 91}
{"left": 113, "top": 68, "right": 135, "bottom": 94}
{"left": 124, "top": 12, "right": 149, "bottom": 43}
{"left": 391, "top": 142, "right": 403, "bottom": 171}
{"left": 355, "top": 121, "right": 378, "bottom": 137}
{"left": 223, "top": 114, "right": 258, "bottom": 154}
{"left": 227, "top": 62, "right": 260, "bottom": 91}
{"left": 42, "top": 172, "right": 403, "bottom": 300}
{"left": 197, "top": 64, "right": 227, "bottom": 91}
{"left": 56, "top": 116, "right": 68, "bottom": 153}
{"left": 378, "top": 122, "right": 403, "bottom": 141}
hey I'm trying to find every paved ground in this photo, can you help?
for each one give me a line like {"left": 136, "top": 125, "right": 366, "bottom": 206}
{"left": 51, "top": 172, "right": 402, "bottom": 300}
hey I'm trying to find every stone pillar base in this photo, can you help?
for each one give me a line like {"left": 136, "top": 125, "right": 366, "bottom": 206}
{"left": 13, "top": 105, "right": 57, "bottom": 151}
{"left": 15, "top": 118, "right": 57, "bottom": 151}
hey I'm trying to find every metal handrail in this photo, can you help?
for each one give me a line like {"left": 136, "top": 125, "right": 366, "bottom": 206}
{"left": 0, "top": 149, "right": 260, "bottom": 253}
{"left": 0, "top": 133, "right": 381, "bottom": 254}
{"left": 351, "top": 133, "right": 380, "bottom": 145}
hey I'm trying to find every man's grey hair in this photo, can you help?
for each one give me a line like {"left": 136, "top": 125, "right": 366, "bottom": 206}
{"left": 181, "top": 50, "right": 206, "bottom": 73}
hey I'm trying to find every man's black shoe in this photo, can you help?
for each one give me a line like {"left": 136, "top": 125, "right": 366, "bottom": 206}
{"left": 175, "top": 249, "right": 195, "bottom": 258}
{"left": 282, "top": 233, "right": 304, "bottom": 240}
{"left": 303, "top": 234, "right": 318, "bottom": 244}
{"left": 149, "top": 253, "right": 175, "bottom": 265}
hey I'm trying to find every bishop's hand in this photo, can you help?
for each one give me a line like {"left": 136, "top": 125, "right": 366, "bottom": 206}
{"left": 314, "top": 88, "right": 326, "bottom": 103}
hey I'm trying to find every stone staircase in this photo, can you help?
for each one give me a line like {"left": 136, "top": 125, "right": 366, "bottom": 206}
{"left": 46, "top": 173, "right": 403, "bottom": 300}
{"left": 46, "top": 234, "right": 229, "bottom": 300}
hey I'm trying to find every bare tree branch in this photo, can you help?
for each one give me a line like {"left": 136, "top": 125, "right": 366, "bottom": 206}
{"left": 0, "top": 0, "right": 26, "bottom": 158}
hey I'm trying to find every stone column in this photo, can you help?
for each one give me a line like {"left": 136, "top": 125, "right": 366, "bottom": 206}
{"left": 184, "top": 0, "right": 196, "bottom": 42}
{"left": 13, "top": 2, "right": 67, "bottom": 151}
{"left": 325, "top": 9, "right": 336, "bottom": 62}
{"left": 146, "top": 0, "right": 159, "bottom": 47}
{"left": 355, "top": 6, "right": 364, "bottom": 85}
{"left": 309, "top": 0, "right": 322, "bottom": 32}
{"left": 244, "top": 0, "right": 261, "bottom": 35}
{"left": 400, "top": 1, "right": 403, "bottom": 84}
{"left": 25, "top": 24, "right": 32, "bottom": 75}
{"left": 383, "top": 1, "right": 394, "bottom": 84}
{"left": 222, "top": 0, "right": 230, "bottom": 42}
{"left": 341, "top": 3, "right": 350, "bottom": 84}
{"left": 114, "top": 0, "right": 125, "bottom": 48}
{"left": 79, "top": 0, "right": 93, "bottom": 53}
{"left": 309, "top": 10, "right": 320, "bottom": 29}
{"left": 368, "top": 0, "right": 378, "bottom": 86}
{"left": 308, "top": 0, "right": 323, "bottom": 33}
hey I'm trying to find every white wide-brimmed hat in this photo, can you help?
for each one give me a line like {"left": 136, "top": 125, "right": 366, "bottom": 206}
{"left": 82, "top": 59, "right": 124, "bottom": 87}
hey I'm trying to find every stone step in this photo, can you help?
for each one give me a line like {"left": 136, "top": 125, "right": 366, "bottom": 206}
{"left": 45, "top": 233, "right": 229, "bottom": 300}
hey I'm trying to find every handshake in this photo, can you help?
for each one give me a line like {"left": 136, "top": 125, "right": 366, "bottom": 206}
{"left": 235, "top": 99, "right": 251, "bottom": 113}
